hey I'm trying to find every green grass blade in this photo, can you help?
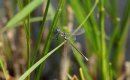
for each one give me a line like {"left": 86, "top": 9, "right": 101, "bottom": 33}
{"left": 70, "top": 0, "right": 99, "bottom": 38}
{"left": 35, "top": 0, "right": 65, "bottom": 79}
{"left": 111, "top": 0, "right": 130, "bottom": 77}
{"left": 68, "top": 40, "right": 91, "bottom": 80}
{"left": 31, "top": 0, "right": 50, "bottom": 66}
{"left": 111, "top": 0, "right": 130, "bottom": 64}
{"left": 69, "top": 0, "right": 99, "bottom": 51}
{"left": 27, "top": 0, "right": 31, "bottom": 79}
{"left": 79, "top": 68, "right": 85, "bottom": 80}
{"left": 3, "top": 16, "right": 50, "bottom": 30}
{"left": 83, "top": 0, "right": 100, "bottom": 50}
{"left": 17, "top": 1, "right": 31, "bottom": 79}
{"left": 17, "top": 0, "right": 28, "bottom": 39}
{"left": 1, "top": 0, "right": 46, "bottom": 32}
{"left": 63, "top": 2, "right": 99, "bottom": 78}
{"left": 18, "top": 41, "right": 65, "bottom": 80}
{"left": 0, "top": 58, "right": 8, "bottom": 80}
{"left": 98, "top": 0, "right": 110, "bottom": 79}
{"left": 106, "top": 0, "right": 120, "bottom": 55}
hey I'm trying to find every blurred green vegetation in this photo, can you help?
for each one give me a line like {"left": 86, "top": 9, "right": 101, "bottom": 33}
{"left": 0, "top": 0, "right": 130, "bottom": 80}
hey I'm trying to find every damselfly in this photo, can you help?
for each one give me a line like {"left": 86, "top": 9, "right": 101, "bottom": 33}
{"left": 54, "top": 28, "right": 88, "bottom": 61}
{"left": 54, "top": 28, "right": 109, "bottom": 41}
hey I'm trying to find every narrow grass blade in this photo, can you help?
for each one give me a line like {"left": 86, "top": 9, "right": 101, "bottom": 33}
{"left": 70, "top": 42, "right": 91, "bottom": 80}
{"left": 106, "top": 0, "right": 120, "bottom": 55}
{"left": 70, "top": 0, "right": 99, "bottom": 37}
{"left": 66, "top": 37, "right": 91, "bottom": 79}
{"left": 111, "top": 0, "right": 130, "bottom": 64}
{"left": 0, "top": 58, "right": 8, "bottom": 80}
{"left": 98, "top": 0, "right": 110, "bottom": 79}
{"left": 83, "top": 0, "right": 100, "bottom": 50}
{"left": 35, "top": 0, "right": 65, "bottom": 79}
{"left": 111, "top": 0, "right": 130, "bottom": 77}
{"left": 79, "top": 68, "right": 85, "bottom": 80}
{"left": 63, "top": 1, "right": 99, "bottom": 79}
{"left": 31, "top": 0, "right": 50, "bottom": 66}
{"left": 27, "top": 1, "right": 31, "bottom": 80}
{"left": 69, "top": 0, "right": 99, "bottom": 51}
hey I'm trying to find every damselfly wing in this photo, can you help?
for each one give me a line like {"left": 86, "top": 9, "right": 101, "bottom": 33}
{"left": 54, "top": 28, "right": 85, "bottom": 40}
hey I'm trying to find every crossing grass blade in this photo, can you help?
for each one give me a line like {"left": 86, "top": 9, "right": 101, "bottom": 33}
{"left": 69, "top": 0, "right": 99, "bottom": 52}
{"left": 65, "top": 1, "right": 98, "bottom": 79}
{"left": 82, "top": 0, "right": 100, "bottom": 50}
{"left": 18, "top": 41, "right": 65, "bottom": 80}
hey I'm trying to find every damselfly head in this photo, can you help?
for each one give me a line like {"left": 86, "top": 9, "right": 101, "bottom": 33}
{"left": 55, "top": 28, "right": 60, "bottom": 33}
{"left": 64, "top": 35, "right": 67, "bottom": 40}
